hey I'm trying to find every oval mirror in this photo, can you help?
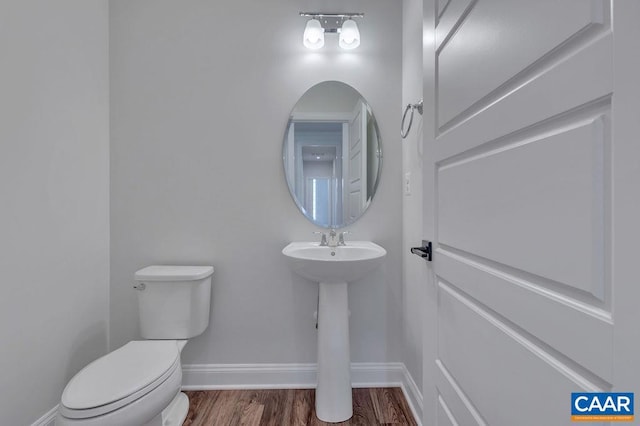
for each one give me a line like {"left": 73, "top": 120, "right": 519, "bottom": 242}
{"left": 283, "top": 81, "right": 382, "bottom": 228}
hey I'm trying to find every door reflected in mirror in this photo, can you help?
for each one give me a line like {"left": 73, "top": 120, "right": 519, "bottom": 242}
{"left": 283, "top": 81, "right": 382, "bottom": 228}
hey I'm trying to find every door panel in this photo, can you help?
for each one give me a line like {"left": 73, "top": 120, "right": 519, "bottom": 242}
{"left": 423, "top": 1, "right": 639, "bottom": 425}
{"left": 438, "top": 113, "right": 608, "bottom": 298}
{"left": 436, "top": 35, "right": 612, "bottom": 159}
{"left": 437, "top": 0, "right": 605, "bottom": 127}
{"left": 438, "top": 282, "right": 606, "bottom": 426}
{"left": 436, "top": 251, "right": 613, "bottom": 384}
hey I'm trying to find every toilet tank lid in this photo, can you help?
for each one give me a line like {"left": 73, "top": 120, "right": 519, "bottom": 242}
{"left": 135, "top": 265, "right": 214, "bottom": 282}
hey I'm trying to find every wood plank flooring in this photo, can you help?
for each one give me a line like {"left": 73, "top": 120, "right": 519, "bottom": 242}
{"left": 183, "top": 388, "right": 417, "bottom": 426}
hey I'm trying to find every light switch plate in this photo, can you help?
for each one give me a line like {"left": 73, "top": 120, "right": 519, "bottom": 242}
{"left": 404, "top": 172, "right": 411, "bottom": 196}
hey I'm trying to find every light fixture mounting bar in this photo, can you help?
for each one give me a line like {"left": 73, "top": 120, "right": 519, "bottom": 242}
{"left": 299, "top": 12, "right": 364, "bottom": 19}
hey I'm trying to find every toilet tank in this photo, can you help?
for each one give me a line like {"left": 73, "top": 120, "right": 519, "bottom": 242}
{"left": 134, "top": 265, "right": 214, "bottom": 339}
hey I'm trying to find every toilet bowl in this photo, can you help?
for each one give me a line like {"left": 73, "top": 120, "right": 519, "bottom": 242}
{"left": 56, "top": 265, "right": 214, "bottom": 426}
{"left": 56, "top": 340, "right": 186, "bottom": 426}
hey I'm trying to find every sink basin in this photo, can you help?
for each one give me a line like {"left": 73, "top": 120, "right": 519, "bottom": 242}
{"left": 282, "top": 241, "right": 386, "bottom": 283}
{"left": 282, "top": 240, "right": 386, "bottom": 422}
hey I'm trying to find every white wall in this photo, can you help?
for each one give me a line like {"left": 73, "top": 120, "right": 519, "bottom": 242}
{"left": 402, "top": 0, "right": 425, "bottom": 397}
{"left": 109, "top": 0, "right": 403, "bottom": 368}
{"left": 0, "top": 1, "right": 110, "bottom": 425}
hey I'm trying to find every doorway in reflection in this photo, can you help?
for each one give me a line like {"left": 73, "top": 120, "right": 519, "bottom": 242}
{"left": 293, "top": 122, "right": 343, "bottom": 228}
{"left": 306, "top": 176, "right": 333, "bottom": 227}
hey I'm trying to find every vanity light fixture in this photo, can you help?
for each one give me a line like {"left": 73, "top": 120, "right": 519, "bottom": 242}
{"left": 300, "top": 12, "right": 364, "bottom": 50}
{"left": 339, "top": 19, "right": 360, "bottom": 50}
{"left": 303, "top": 18, "right": 325, "bottom": 49}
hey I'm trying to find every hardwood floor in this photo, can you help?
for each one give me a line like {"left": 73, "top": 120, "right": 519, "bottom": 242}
{"left": 183, "top": 388, "right": 417, "bottom": 426}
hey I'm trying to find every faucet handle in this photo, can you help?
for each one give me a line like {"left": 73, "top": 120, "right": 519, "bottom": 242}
{"left": 313, "top": 231, "right": 328, "bottom": 246}
{"left": 338, "top": 231, "right": 350, "bottom": 246}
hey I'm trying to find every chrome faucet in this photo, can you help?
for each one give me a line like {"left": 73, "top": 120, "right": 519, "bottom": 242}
{"left": 315, "top": 229, "right": 350, "bottom": 247}
{"left": 327, "top": 229, "right": 338, "bottom": 247}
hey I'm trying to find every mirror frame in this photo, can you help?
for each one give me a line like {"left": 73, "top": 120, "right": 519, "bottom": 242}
{"left": 282, "top": 81, "right": 383, "bottom": 229}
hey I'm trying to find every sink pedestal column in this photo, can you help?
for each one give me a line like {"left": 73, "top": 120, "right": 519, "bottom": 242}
{"left": 316, "top": 281, "right": 352, "bottom": 422}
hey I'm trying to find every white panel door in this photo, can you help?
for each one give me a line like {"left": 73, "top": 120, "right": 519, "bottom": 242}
{"left": 422, "top": 1, "right": 640, "bottom": 425}
{"left": 347, "top": 101, "right": 368, "bottom": 221}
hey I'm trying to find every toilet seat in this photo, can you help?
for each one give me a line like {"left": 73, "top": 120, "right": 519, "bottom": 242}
{"left": 59, "top": 341, "right": 181, "bottom": 420}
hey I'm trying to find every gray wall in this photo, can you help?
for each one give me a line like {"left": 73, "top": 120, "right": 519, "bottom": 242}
{"left": 402, "top": 0, "right": 425, "bottom": 396}
{"left": 109, "top": 0, "right": 403, "bottom": 366}
{"left": 0, "top": 1, "right": 110, "bottom": 424}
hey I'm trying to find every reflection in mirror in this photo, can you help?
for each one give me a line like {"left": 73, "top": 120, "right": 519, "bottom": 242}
{"left": 283, "top": 81, "right": 382, "bottom": 228}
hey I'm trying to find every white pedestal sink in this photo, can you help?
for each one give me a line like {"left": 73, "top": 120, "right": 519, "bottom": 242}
{"left": 282, "top": 241, "right": 386, "bottom": 422}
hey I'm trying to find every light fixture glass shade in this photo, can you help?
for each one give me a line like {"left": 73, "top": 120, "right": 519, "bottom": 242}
{"left": 339, "top": 19, "right": 360, "bottom": 49}
{"left": 303, "top": 19, "right": 325, "bottom": 49}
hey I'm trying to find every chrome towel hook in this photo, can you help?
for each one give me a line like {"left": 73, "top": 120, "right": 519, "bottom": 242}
{"left": 401, "top": 99, "right": 423, "bottom": 139}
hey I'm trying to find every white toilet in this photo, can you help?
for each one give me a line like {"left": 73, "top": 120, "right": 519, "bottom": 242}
{"left": 56, "top": 265, "right": 214, "bottom": 426}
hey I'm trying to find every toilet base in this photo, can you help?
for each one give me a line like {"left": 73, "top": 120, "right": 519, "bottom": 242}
{"left": 143, "top": 392, "right": 189, "bottom": 426}
{"left": 162, "top": 392, "right": 189, "bottom": 426}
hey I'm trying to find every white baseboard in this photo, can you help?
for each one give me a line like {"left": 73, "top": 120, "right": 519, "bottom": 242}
{"left": 31, "top": 405, "right": 58, "bottom": 426}
{"left": 182, "top": 362, "right": 423, "bottom": 425}
{"left": 400, "top": 364, "right": 424, "bottom": 426}
{"left": 182, "top": 363, "right": 317, "bottom": 390}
